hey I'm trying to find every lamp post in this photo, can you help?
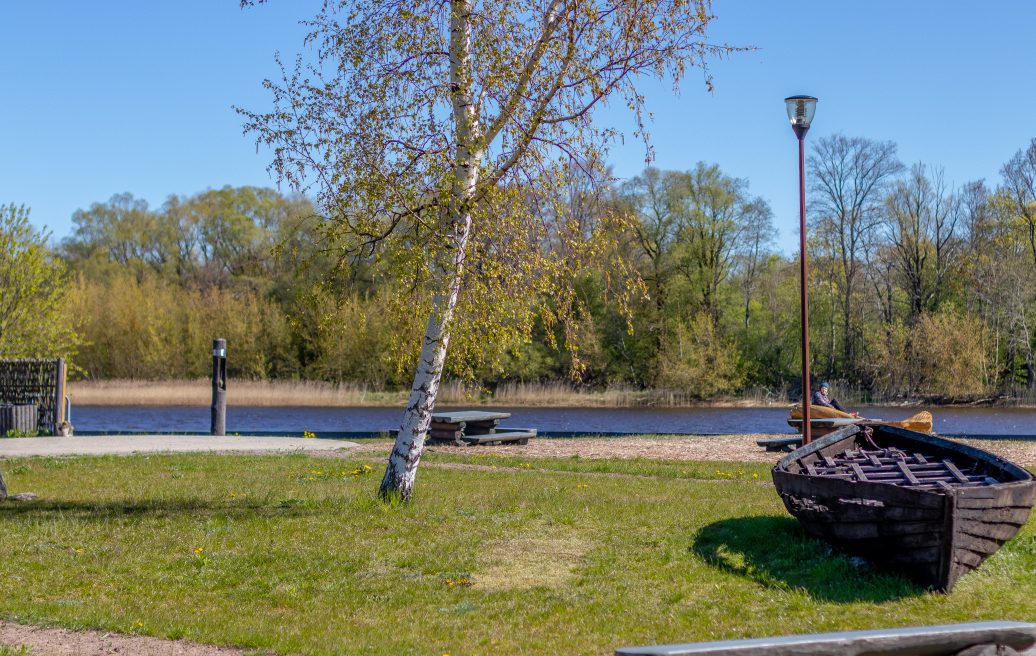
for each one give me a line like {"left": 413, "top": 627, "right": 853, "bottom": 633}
{"left": 785, "top": 95, "right": 817, "bottom": 444}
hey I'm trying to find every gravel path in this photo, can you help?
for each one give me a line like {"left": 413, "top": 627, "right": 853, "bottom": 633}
{"left": 0, "top": 621, "right": 251, "bottom": 656}
{"left": 0, "top": 435, "right": 358, "bottom": 457}
{"left": 352, "top": 434, "right": 1036, "bottom": 468}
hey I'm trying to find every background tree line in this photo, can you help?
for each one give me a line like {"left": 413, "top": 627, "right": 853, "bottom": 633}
{"left": 3, "top": 135, "right": 1036, "bottom": 402}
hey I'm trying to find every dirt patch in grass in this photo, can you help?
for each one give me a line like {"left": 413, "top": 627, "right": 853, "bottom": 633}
{"left": 0, "top": 621, "right": 252, "bottom": 656}
{"left": 474, "top": 530, "right": 589, "bottom": 592}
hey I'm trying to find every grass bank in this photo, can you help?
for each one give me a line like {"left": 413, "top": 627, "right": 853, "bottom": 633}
{"left": 0, "top": 452, "right": 1033, "bottom": 655}
{"left": 68, "top": 379, "right": 788, "bottom": 408}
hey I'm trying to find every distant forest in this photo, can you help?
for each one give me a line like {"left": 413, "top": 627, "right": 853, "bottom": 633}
{"left": 9, "top": 134, "right": 1036, "bottom": 402}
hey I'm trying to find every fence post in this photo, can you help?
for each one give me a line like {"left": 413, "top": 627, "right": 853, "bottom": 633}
{"left": 54, "top": 357, "right": 66, "bottom": 435}
{"left": 211, "top": 339, "right": 227, "bottom": 436}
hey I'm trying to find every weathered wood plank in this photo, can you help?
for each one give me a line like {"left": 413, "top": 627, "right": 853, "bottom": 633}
{"left": 615, "top": 621, "right": 1036, "bottom": 656}
{"left": 430, "top": 410, "right": 510, "bottom": 423}
{"left": 957, "top": 507, "right": 1033, "bottom": 523}
{"left": 817, "top": 522, "right": 941, "bottom": 542}
{"left": 430, "top": 420, "right": 465, "bottom": 431}
{"left": 757, "top": 436, "right": 801, "bottom": 451}
{"left": 850, "top": 463, "right": 868, "bottom": 482}
{"left": 943, "top": 460, "right": 972, "bottom": 484}
{"left": 879, "top": 546, "right": 943, "bottom": 565}
{"left": 954, "top": 549, "right": 986, "bottom": 568}
{"left": 773, "top": 471, "right": 945, "bottom": 508}
{"left": 429, "top": 429, "right": 465, "bottom": 440}
{"left": 956, "top": 496, "right": 1034, "bottom": 509}
{"left": 958, "top": 521, "right": 1024, "bottom": 542}
{"left": 954, "top": 532, "right": 1007, "bottom": 555}
{"left": 786, "top": 503, "right": 944, "bottom": 523}
{"left": 895, "top": 460, "right": 920, "bottom": 486}
{"left": 464, "top": 418, "right": 499, "bottom": 435}
{"left": 460, "top": 430, "right": 536, "bottom": 445}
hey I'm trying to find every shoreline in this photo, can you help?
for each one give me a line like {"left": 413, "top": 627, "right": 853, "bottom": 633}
{"left": 67, "top": 379, "right": 1036, "bottom": 409}
{"left": 5, "top": 432, "right": 1035, "bottom": 468}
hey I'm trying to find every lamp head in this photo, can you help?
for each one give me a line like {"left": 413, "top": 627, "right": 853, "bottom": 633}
{"left": 785, "top": 95, "right": 818, "bottom": 139}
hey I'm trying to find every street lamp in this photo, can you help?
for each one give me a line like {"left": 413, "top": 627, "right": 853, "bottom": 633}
{"left": 785, "top": 95, "right": 817, "bottom": 444}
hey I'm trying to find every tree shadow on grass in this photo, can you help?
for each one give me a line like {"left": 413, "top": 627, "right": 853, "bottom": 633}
{"left": 0, "top": 497, "right": 326, "bottom": 521}
{"left": 691, "top": 515, "right": 923, "bottom": 602}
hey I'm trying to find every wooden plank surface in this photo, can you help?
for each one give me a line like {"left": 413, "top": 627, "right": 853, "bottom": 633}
{"left": 461, "top": 430, "right": 536, "bottom": 445}
{"left": 430, "top": 410, "right": 510, "bottom": 423}
{"left": 756, "top": 437, "right": 800, "bottom": 452}
{"left": 616, "top": 621, "right": 1036, "bottom": 656}
{"left": 429, "top": 429, "right": 464, "bottom": 440}
{"left": 430, "top": 420, "right": 465, "bottom": 431}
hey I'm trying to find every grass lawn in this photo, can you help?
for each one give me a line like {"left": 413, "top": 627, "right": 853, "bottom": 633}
{"left": 0, "top": 451, "right": 1033, "bottom": 655}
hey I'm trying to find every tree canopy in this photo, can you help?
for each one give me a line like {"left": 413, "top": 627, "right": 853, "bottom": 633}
{"left": 241, "top": 0, "right": 735, "bottom": 500}
{"left": 0, "top": 205, "right": 80, "bottom": 359}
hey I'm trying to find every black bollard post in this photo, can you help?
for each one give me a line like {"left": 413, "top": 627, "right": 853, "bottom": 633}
{"left": 211, "top": 339, "right": 227, "bottom": 436}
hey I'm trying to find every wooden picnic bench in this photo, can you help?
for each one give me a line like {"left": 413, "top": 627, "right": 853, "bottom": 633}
{"left": 756, "top": 436, "right": 802, "bottom": 452}
{"left": 427, "top": 410, "right": 537, "bottom": 446}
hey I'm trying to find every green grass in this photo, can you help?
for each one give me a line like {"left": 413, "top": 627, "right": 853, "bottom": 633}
{"left": 0, "top": 452, "right": 1034, "bottom": 655}
{"left": 428, "top": 451, "right": 774, "bottom": 480}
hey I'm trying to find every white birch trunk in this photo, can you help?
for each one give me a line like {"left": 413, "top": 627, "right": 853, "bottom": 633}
{"left": 380, "top": 0, "right": 481, "bottom": 501}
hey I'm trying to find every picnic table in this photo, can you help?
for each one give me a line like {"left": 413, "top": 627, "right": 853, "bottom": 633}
{"left": 427, "top": 410, "right": 537, "bottom": 446}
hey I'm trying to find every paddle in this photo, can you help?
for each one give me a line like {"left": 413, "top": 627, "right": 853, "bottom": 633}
{"left": 884, "top": 411, "right": 933, "bottom": 433}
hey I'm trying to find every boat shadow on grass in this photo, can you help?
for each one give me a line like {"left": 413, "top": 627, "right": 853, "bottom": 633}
{"left": 691, "top": 515, "right": 924, "bottom": 602}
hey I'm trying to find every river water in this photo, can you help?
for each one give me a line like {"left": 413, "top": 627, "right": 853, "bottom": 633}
{"left": 70, "top": 405, "right": 1036, "bottom": 438}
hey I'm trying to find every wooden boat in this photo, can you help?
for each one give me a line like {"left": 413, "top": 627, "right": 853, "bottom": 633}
{"left": 787, "top": 404, "right": 933, "bottom": 437}
{"left": 772, "top": 423, "right": 1036, "bottom": 591}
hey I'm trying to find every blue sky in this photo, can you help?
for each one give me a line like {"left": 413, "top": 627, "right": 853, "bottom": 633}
{"left": 2, "top": 1, "right": 1034, "bottom": 254}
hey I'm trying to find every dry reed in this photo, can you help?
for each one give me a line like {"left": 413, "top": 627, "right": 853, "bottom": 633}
{"left": 69, "top": 379, "right": 406, "bottom": 407}
{"left": 68, "top": 379, "right": 793, "bottom": 408}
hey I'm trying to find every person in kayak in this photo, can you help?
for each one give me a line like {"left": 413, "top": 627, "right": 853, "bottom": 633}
{"left": 812, "top": 381, "right": 860, "bottom": 417}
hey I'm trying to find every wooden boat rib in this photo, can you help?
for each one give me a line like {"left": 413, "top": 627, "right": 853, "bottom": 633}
{"left": 772, "top": 423, "right": 1036, "bottom": 591}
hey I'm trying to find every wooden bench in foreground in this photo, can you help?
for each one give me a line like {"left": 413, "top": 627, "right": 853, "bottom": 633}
{"left": 615, "top": 621, "right": 1036, "bottom": 656}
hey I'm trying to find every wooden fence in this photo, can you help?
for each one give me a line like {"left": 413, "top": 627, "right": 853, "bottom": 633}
{"left": 0, "top": 359, "right": 67, "bottom": 435}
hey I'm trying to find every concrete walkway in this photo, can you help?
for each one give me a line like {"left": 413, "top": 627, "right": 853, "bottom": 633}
{"left": 0, "top": 435, "right": 360, "bottom": 458}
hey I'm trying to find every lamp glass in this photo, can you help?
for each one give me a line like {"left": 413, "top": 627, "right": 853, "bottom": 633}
{"left": 784, "top": 95, "right": 817, "bottom": 131}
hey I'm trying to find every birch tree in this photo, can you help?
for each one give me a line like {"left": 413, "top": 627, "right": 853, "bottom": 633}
{"left": 240, "top": 0, "right": 733, "bottom": 500}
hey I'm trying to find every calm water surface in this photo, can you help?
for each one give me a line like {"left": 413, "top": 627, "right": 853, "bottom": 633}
{"left": 71, "top": 405, "right": 1036, "bottom": 437}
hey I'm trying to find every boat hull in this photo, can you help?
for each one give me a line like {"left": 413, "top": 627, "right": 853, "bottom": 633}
{"left": 772, "top": 424, "right": 1036, "bottom": 591}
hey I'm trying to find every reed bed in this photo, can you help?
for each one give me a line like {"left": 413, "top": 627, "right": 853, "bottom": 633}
{"left": 68, "top": 379, "right": 406, "bottom": 407}
{"left": 68, "top": 379, "right": 796, "bottom": 408}
{"left": 488, "top": 381, "right": 788, "bottom": 407}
